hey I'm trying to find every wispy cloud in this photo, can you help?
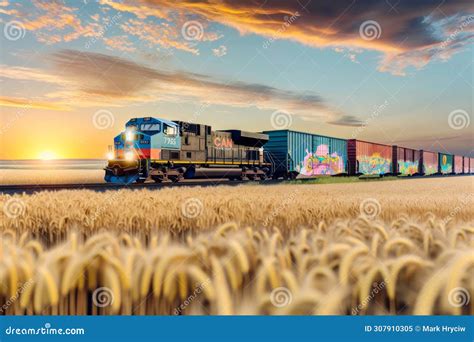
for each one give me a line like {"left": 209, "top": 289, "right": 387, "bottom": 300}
{"left": 1, "top": 49, "right": 354, "bottom": 124}
{"left": 327, "top": 115, "right": 364, "bottom": 127}
{"left": 0, "top": 96, "right": 69, "bottom": 111}
{"left": 212, "top": 45, "right": 227, "bottom": 57}
{"left": 49, "top": 49, "right": 344, "bottom": 122}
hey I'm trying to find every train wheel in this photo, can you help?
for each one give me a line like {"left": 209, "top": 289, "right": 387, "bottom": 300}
{"left": 259, "top": 174, "right": 267, "bottom": 181}
{"left": 169, "top": 175, "right": 182, "bottom": 183}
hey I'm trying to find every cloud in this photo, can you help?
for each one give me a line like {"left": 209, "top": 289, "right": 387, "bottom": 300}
{"left": 103, "top": 35, "right": 136, "bottom": 52}
{"left": 0, "top": 96, "right": 69, "bottom": 111}
{"left": 0, "top": 49, "right": 355, "bottom": 124}
{"left": 327, "top": 115, "right": 365, "bottom": 127}
{"left": 4, "top": 0, "right": 470, "bottom": 74}
{"left": 17, "top": 1, "right": 103, "bottom": 44}
{"left": 212, "top": 45, "right": 227, "bottom": 57}
{"left": 46, "top": 50, "right": 341, "bottom": 122}
{"left": 120, "top": 18, "right": 200, "bottom": 55}
{"left": 0, "top": 64, "right": 64, "bottom": 84}
{"left": 128, "top": 0, "right": 474, "bottom": 75}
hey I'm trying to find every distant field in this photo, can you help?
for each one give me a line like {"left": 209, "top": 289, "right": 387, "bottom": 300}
{"left": 1, "top": 177, "right": 473, "bottom": 316}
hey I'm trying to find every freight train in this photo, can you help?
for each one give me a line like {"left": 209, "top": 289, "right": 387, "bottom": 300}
{"left": 104, "top": 117, "right": 473, "bottom": 183}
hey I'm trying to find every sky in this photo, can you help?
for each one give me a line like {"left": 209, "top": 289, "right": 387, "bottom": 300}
{"left": 0, "top": 0, "right": 473, "bottom": 160}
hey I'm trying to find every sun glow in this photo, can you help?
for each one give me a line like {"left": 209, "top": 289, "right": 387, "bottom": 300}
{"left": 38, "top": 151, "right": 58, "bottom": 161}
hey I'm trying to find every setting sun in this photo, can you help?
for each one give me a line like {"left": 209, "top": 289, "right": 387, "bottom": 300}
{"left": 38, "top": 151, "right": 58, "bottom": 161}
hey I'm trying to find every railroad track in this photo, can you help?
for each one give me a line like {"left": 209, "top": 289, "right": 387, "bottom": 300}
{"left": 0, "top": 179, "right": 283, "bottom": 195}
{"left": 1, "top": 174, "right": 471, "bottom": 195}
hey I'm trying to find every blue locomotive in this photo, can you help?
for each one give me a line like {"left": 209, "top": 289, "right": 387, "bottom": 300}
{"left": 105, "top": 117, "right": 271, "bottom": 183}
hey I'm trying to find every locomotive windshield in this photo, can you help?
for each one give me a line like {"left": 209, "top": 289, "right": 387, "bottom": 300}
{"left": 140, "top": 123, "right": 161, "bottom": 132}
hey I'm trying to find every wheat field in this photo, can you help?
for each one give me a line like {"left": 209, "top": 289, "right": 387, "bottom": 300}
{"left": 1, "top": 177, "right": 473, "bottom": 315}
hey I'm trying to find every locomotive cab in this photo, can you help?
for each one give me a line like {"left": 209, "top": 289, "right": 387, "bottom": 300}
{"left": 105, "top": 117, "right": 181, "bottom": 183}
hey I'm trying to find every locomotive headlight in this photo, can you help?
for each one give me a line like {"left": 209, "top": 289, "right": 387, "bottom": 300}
{"left": 126, "top": 130, "right": 134, "bottom": 142}
{"left": 107, "top": 152, "right": 114, "bottom": 160}
{"left": 125, "top": 151, "right": 135, "bottom": 161}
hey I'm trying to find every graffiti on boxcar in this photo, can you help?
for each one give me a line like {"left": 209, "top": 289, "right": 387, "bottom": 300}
{"left": 440, "top": 155, "right": 452, "bottom": 174}
{"left": 423, "top": 164, "right": 437, "bottom": 175}
{"left": 358, "top": 153, "right": 391, "bottom": 175}
{"left": 398, "top": 160, "right": 418, "bottom": 175}
{"left": 296, "top": 144, "right": 344, "bottom": 175}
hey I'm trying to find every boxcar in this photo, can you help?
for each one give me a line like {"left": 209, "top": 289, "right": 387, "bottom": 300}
{"left": 463, "top": 156, "right": 470, "bottom": 174}
{"left": 439, "top": 153, "right": 453, "bottom": 174}
{"left": 393, "top": 146, "right": 421, "bottom": 175}
{"left": 471, "top": 158, "right": 474, "bottom": 174}
{"left": 348, "top": 139, "right": 392, "bottom": 176}
{"left": 263, "top": 130, "right": 348, "bottom": 178}
{"left": 454, "top": 155, "right": 463, "bottom": 174}
{"left": 421, "top": 150, "right": 438, "bottom": 175}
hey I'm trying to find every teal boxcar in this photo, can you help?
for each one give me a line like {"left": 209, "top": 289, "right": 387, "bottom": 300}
{"left": 263, "top": 130, "right": 348, "bottom": 178}
{"left": 439, "top": 153, "right": 453, "bottom": 174}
